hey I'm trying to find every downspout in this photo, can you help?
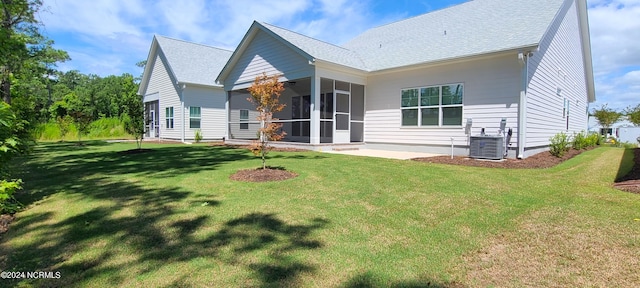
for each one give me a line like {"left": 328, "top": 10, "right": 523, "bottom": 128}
{"left": 517, "top": 52, "right": 529, "bottom": 159}
{"left": 180, "top": 83, "right": 186, "bottom": 143}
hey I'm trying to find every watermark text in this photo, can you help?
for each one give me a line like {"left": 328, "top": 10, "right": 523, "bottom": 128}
{"left": 1, "top": 271, "right": 61, "bottom": 279}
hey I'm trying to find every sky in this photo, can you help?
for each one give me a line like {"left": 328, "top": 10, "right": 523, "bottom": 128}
{"left": 36, "top": 0, "right": 639, "bottom": 111}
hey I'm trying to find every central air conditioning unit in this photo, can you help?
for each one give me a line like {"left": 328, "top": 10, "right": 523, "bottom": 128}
{"left": 469, "top": 135, "right": 504, "bottom": 160}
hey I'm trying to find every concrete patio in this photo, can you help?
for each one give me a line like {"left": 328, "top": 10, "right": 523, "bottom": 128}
{"left": 323, "top": 149, "right": 443, "bottom": 160}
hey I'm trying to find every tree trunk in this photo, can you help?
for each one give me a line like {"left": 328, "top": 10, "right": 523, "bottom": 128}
{"left": 1, "top": 78, "right": 10, "bottom": 104}
{"left": 261, "top": 131, "right": 267, "bottom": 169}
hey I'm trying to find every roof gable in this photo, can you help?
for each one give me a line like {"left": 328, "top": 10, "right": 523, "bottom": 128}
{"left": 216, "top": 22, "right": 368, "bottom": 84}
{"left": 139, "top": 36, "right": 233, "bottom": 94}
{"left": 259, "top": 23, "right": 368, "bottom": 71}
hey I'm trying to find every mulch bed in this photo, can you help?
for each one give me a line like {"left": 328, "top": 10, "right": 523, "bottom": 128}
{"left": 412, "top": 148, "right": 587, "bottom": 169}
{"left": 229, "top": 167, "right": 298, "bottom": 182}
{"left": 613, "top": 148, "right": 640, "bottom": 194}
{"left": 0, "top": 214, "right": 15, "bottom": 235}
{"left": 416, "top": 147, "right": 640, "bottom": 194}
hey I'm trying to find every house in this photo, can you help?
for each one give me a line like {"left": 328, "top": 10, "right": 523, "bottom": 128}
{"left": 138, "top": 36, "right": 233, "bottom": 142}
{"left": 589, "top": 117, "right": 640, "bottom": 143}
{"left": 216, "top": 0, "right": 594, "bottom": 158}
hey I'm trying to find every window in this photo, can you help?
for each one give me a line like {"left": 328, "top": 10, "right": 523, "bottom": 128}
{"left": 401, "top": 83, "right": 463, "bottom": 126}
{"left": 189, "top": 106, "right": 201, "bottom": 129}
{"left": 165, "top": 107, "right": 174, "bottom": 129}
{"left": 565, "top": 99, "right": 570, "bottom": 130}
{"left": 600, "top": 128, "right": 613, "bottom": 137}
{"left": 239, "top": 109, "right": 249, "bottom": 130}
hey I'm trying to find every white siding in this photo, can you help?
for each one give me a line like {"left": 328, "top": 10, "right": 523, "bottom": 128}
{"left": 526, "top": 0, "right": 590, "bottom": 148}
{"left": 225, "top": 30, "right": 313, "bottom": 89}
{"left": 228, "top": 90, "right": 260, "bottom": 139}
{"left": 366, "top": 54, "right": 521, "bottom": 147}
{"left": 183, "top": 86, "right": 226, "bottom": 140}
{"left": 144, "top": 53, "right": 182, "bottom": 140}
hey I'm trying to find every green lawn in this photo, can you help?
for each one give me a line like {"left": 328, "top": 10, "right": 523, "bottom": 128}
{"left": 1, "top": 142, "right": 638, "bottom": 287}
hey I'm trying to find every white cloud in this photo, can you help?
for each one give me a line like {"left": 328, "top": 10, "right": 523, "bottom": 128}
{"left": 203, "top": 0, "right": 311, "bottom": 48}
{"left": 620, "top": 70, "right": 640, "bottom": 87}
{"left": 587, "top": 0, "right": 640, "bottom": 73}
{"left": 59, "top": 49, "right": 129, "bottom": 76}
{"left": 154, "top": 0, "right": 211, "bottom": 43}
{"left": 587, "top": 0, "right": 640, "bottom": 110}
{"left": 40, "top": 0, "right": 145, "bottom": 38}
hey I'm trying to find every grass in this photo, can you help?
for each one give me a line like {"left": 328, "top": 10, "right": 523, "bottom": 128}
{"left": 35, "top": 117, "right": 133, "bottom": 141}
{"left": 1, "top": 142, "right": 638, "bottom": 287}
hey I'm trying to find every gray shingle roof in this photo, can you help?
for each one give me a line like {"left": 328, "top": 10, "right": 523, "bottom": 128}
{"left": 259, "top": 23, "right": 369, "bottom": 71}
{"left": 343, "top": 0, "right": 565, "bottom": 71}
{"left": 155, "top": 36, "right": 233, "bottom": 86}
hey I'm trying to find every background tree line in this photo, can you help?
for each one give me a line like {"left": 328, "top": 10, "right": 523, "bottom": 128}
{"left": 41, "top": 71, "right": 141, "bottom": 141}
{"left": 1, "top": 0, "right": 142, "bottom": 213}
{"left": 591, "top": 104, "right": 640, "bottom": 130}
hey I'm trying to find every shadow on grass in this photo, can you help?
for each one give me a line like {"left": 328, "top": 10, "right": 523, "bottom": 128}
{"left": 14, "top": 141, "right": 329, "bottom": 207}
{"left": 342, "top": 272, "right": 465, "bottom": 288}
{"left": 14, "top": 143, "right": 251, "bottom": 207}
{"left": 33, "top": 140, "right": 112, "bottom": 152}
{"left": 2, "top": 176, "right": 328, "bottom": 287}
{"left": 2, "top": 142, "right": 331, "bottom": 286}
{"left": 615, "top": 148, "right": 638, "bottom": 182}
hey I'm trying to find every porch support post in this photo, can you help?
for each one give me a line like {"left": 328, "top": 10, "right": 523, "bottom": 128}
{"left": 181, "top": 97, "right": 185, "bottom": 143}
{"left": 224, "top": 91, "right": 230, "bottom": 141}
{"left": 310, "top": 74, "right": 321, "bottom": 144}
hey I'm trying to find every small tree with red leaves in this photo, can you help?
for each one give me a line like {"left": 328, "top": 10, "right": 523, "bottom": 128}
{"left": 247, "top": 73, "right": 286, "bottom": 169}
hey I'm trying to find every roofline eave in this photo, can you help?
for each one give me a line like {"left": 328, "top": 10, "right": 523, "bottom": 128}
{"left": 576, "top": 0, "right": 595, "bottom": 103}
{"left": 368, "top": 45, "right": 540, "bottom": 76}
{"left": 313, "top": 59, "right": 369, "bottom": 75}
{"left": 138, "top": 35, "right": 160, "bottom": 96}
{"left": 176, "top": 81, "right": 225, "bottom": 89}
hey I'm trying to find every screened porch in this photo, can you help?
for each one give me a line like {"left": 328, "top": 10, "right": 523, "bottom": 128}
{"left": 227, "top": 77, "right": 364, "bottom": 144}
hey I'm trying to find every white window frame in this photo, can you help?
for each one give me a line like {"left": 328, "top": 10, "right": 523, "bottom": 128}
{"left": 189, "top": 106, "right": 201, "bottom": 129}
{"left": 400, "top": 83, "right": 464, "bottom": 127}
{"left": 165, "top": 107, "right": 174, "bottom": 129}
{"left": 239, "top": 109, "right": 249, "bottom": 130}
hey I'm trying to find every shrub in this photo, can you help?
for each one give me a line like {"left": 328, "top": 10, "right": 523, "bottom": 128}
{"left": 0, "top": 103, "right": 24, "bottom": 214}
{"left": 56, "top": 115, "right": 73, "bottom": 140}
{"left": 549, "top": 132, "right": 570, "bottom": 157}
{"left": 194, "top": 129, "right": 203, "bottom": 143}
{"left": 0, "top": 179, "right": 23, "bottom": 214}
{"left": 585, "top": 132, "right": 601, "bottom": 147}
{"left": 572, "top": 131, "right": 600, "bottom": 150}
{"left": 572, "top": 131, "right": 587, "bottom": 150}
